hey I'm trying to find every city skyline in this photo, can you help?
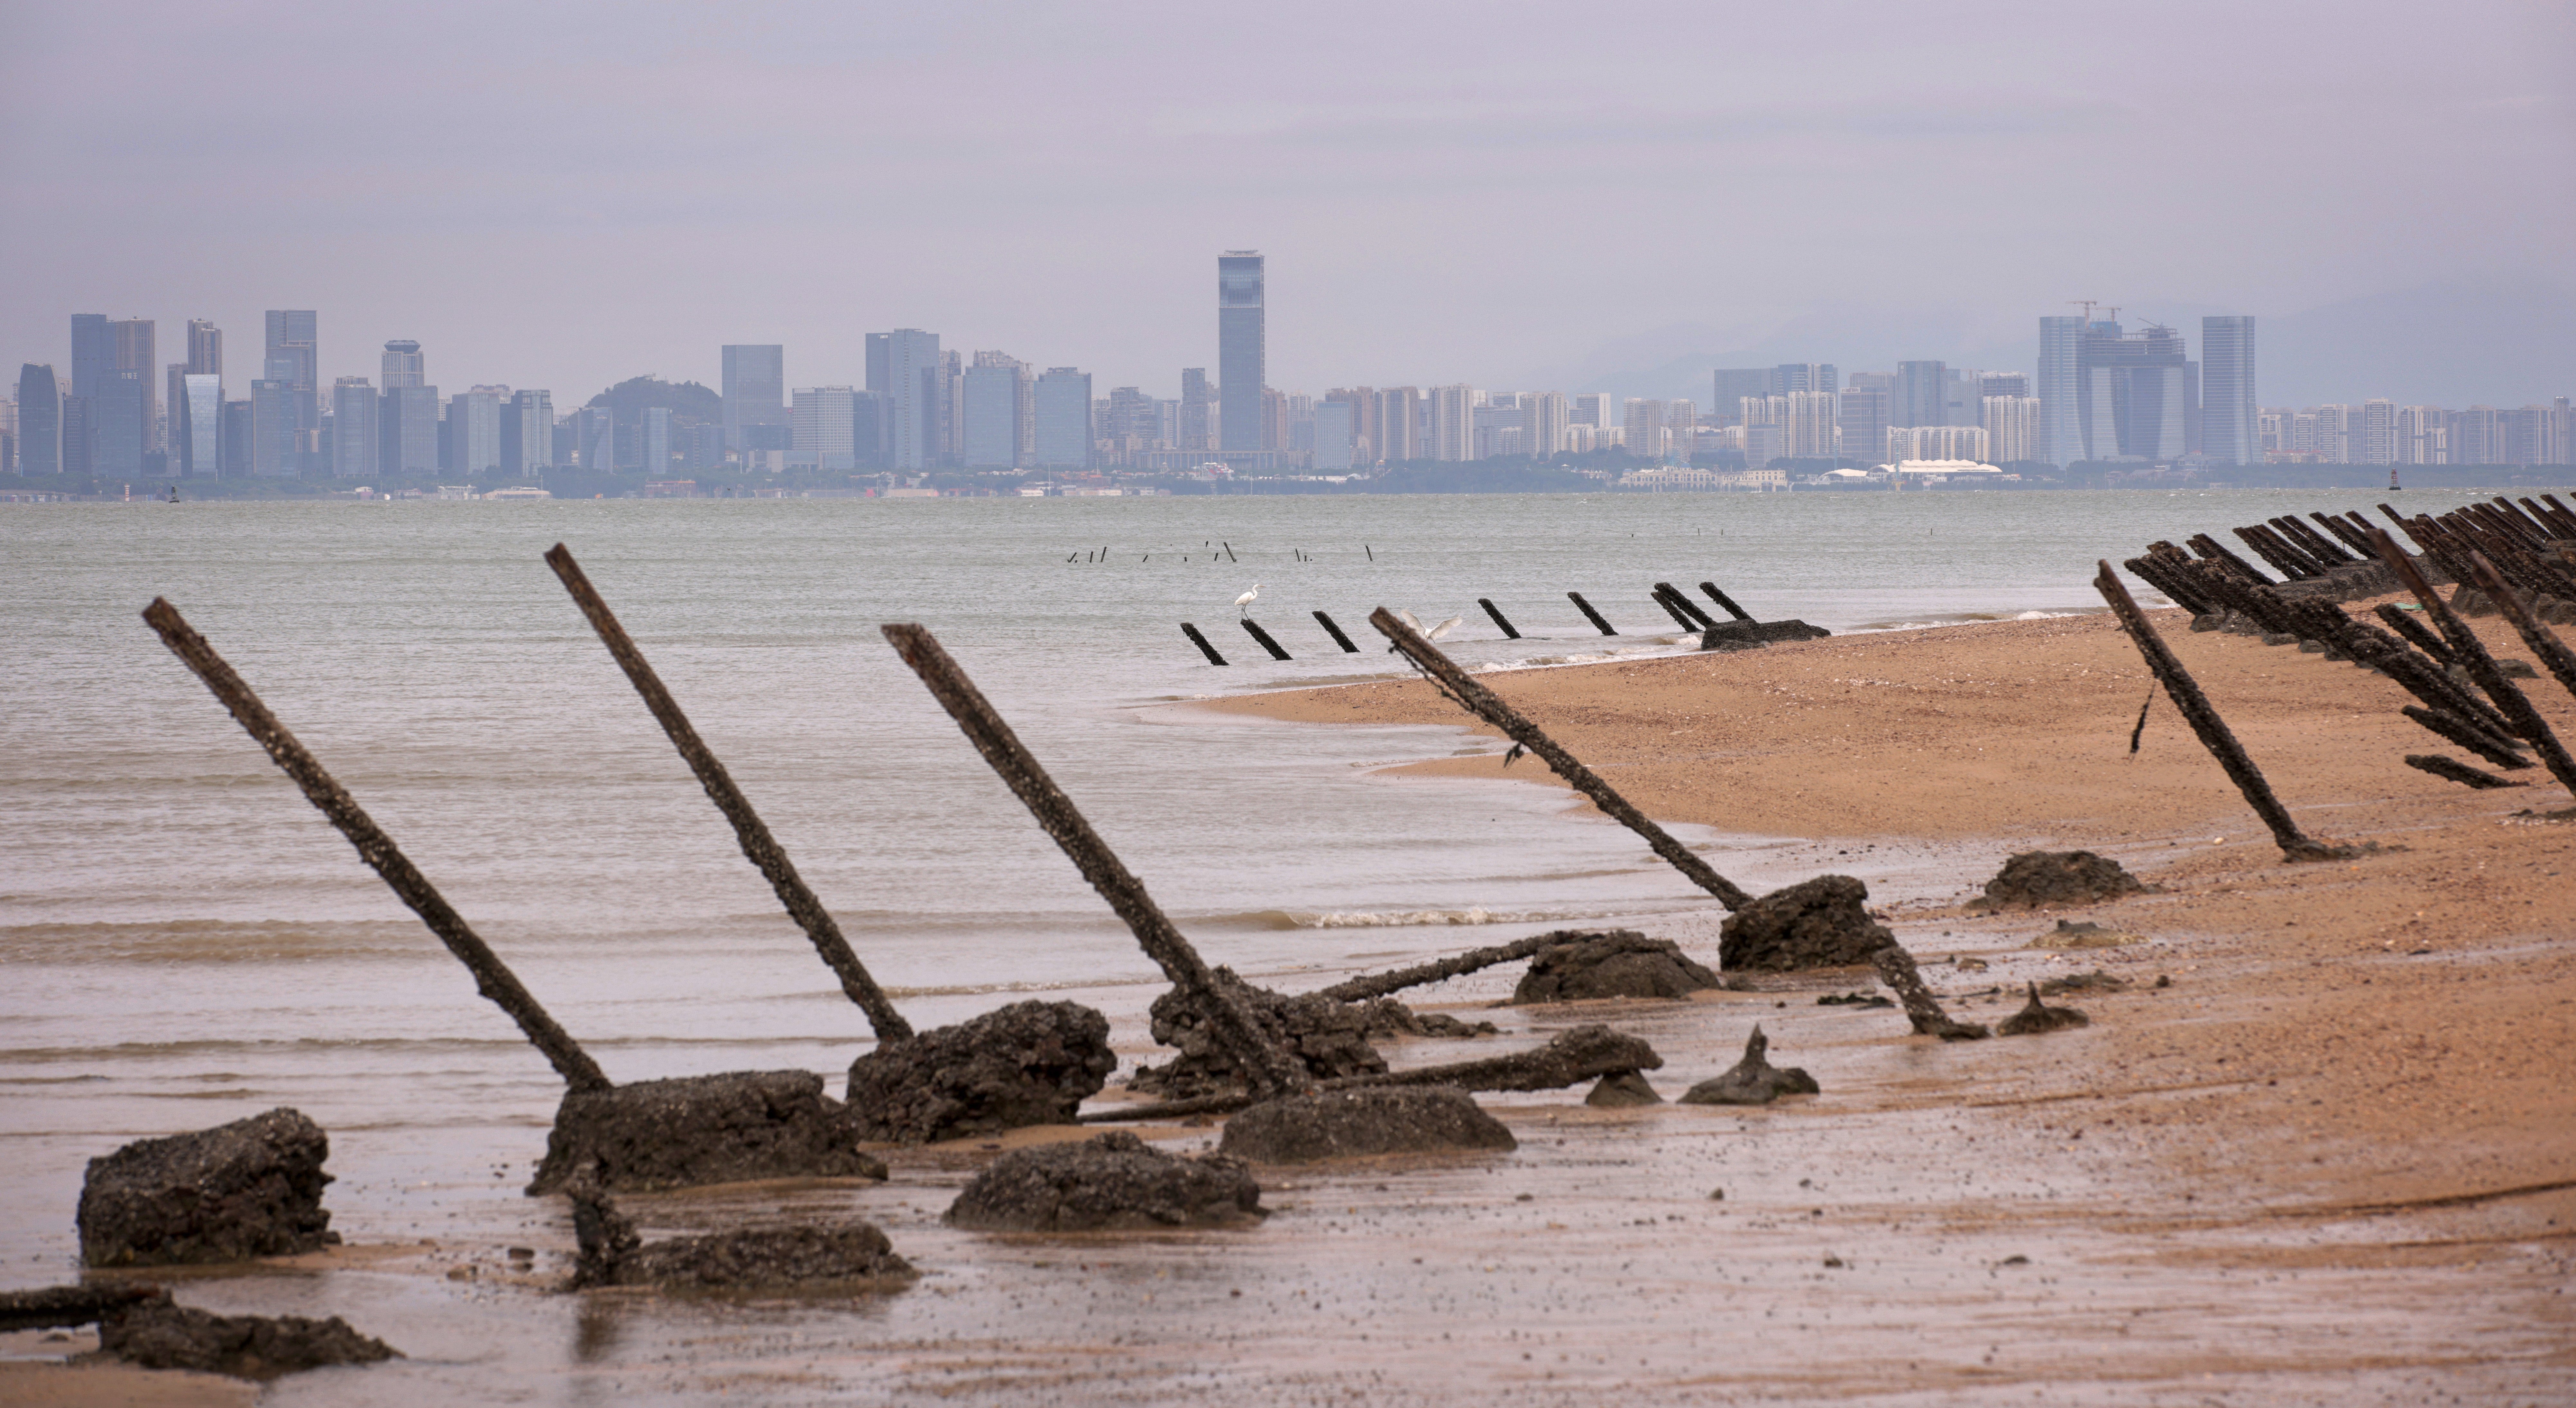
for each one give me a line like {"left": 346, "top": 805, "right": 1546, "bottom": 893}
{"left": 2, "top": 3, "right": 2567, "bottom": 413}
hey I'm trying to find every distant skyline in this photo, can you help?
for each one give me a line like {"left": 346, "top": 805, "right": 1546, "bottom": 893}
{"left": 4, "top": 2, "right": 2569, "bottom": 406}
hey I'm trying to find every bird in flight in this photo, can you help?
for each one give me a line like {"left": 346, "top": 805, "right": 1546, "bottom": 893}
{"left": 1396, "top": 609, "right": 1463, "bottom": 640}
{"left": 1233, "top": 584, "right": 1262, "bottom": 616}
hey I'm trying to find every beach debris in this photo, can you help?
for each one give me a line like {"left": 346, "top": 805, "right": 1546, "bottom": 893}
{"left": 1094, "top": 1025, "right": 1661, "bottom": 1122}
{"left": 883, "top": 622, "right": 1310, "bottom": 1098}
{"left": 1567, "top": 591, "right": 1619, "bottom": 636}
{"left": 2463, "top": 548, "right": 2576, "bottom": 708}
{"left": 2038, "top": 970, "right": 2132, "bottom": 995}
{"left": 565, "top": 1165, "right": 913, "bottom": 1292}
{"left": 845, "top": 1000, "right": 1118, "bottom": 1144}
{"left": 0, "top": 1284, "right": 169, "bottom": 1332}
{"left": 1132, "top": 967, "right": 1393, "bottom": 1098}
{"left": 2367, "top": 530, "right": 2576, "bottom": 796}
{"left": 1717, "top": 875, "right": 1894, "bottom": 971}
{"left": 1969, "top": 850, "right": 2154, "bottom": 910}
{"left": 1698, "top": 618, "right": 1833, "bottom": 653}
{"left": 1817, "top": 991, "right": 1893, "bottom": 1007}
{"left": 1656, "top": 581, "right": 1719, "bottom": 630}
{"left": 530, "top": 1071, "right": 888, "bottom": 1195}
{"left": 1315, "top": 930, "right": 1600, "bottom": 1002}
{"left": 2029, "top": 919, "right": 2142, "bottom": 949}
{"left": 1996, "top": 983, "right": 2091, "bottom": 1036}
{"left": 1585, "top": 1071, "right": 1665, "bottom": 1106}
{"left": 94, "top": 1299, "right": 400, "bottom": 1380}
{"left": 945, "top": 1131, "right": 1266, "bottom": 1232}
{"left": 545, "top": 545, "right": 912, "bottom": 1042}
{"left": 78, "top": 1109, "right": 336, "bottom": 1268}
{"left": 1220, "top": 1086, "right": 1517, "bottom": 1164}
{"left": 2092, "top": 564, "right": 2360, "bottom": 863}
{"left": 2402, "top": 705, "right": 2533, "bottom": 770}
{"left": 1369, "top": 606, "right": 1753, "bottom": 907}
{"left": 1510, "top": 931, "right": 1719, "bottom": 1003}
{"left": 1697, "top": 581, "right": 1757, "bottom": 623}
{"left": 1677, "top": 1027, "right": 1819, "bottom": 1106}
{"left": 1182, "top": 622, "right": 1229, "bottom": 665}
{"left": 2405, "top": 754, "right": 2526, "bottom": 789}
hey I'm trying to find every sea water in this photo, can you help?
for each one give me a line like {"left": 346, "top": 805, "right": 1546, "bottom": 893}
{"left": 0, "top": 487, "right": 2411, "bottom": 1280}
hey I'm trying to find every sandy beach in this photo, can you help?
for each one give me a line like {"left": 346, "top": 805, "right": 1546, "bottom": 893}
{"left": 11, "top": 593, "right": 2574, "bottom": 1404}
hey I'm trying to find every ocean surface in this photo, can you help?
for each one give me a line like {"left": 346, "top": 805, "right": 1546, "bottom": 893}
{"left": 0, "top": 486, "right": 2452, "bottom": 1286}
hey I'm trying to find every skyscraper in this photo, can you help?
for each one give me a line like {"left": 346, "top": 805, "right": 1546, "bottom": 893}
{"left": 641, "top": 407, "right": 671, "bottom": 474}
{"left": 264, "top": 311, "right": 318, "bottom": 436}
{"left": 187, "top": 320, "right": 222, "bottom": 378}
{"left": 2035, "top": 315, "right": 2085, "bottom": 467}
{"left": 1181, "top": 368, "right": 1212, "bottom": 451}
{"left": 70, "top": 315, "right": 112, "bottom": 402}
{"left": 962, "top": 355, "right": 1028, "bottom": 469}
{"left": 1894, "top": 361, "right": 1948, "bottom": 428}
{"left": 2075, "top": 321, "right": 2189, "bottom": 461}
{"left": 504, "top": 391, "right": 553, "bottom": 477}
{"left": 1426, "top": 385, "right": 1475, "bottom": 462}
{"left": 91, "top": 366, "right": 146, "bottom": 477}
{"left": 180, "top": 374, "right": 224, "bottom": 478}
{"left": 1982, "top": 395, "right": 2040, "bottom": 465}
{"left": 1032, "top": 368, "right": 1092, "bottom": 468}
{"left": 16, "top": 364, "right": 60, "bottom": 475}
{"left": 449, "top": 389, "right": 504, "bottom": 475}
{"left": 112, "top": 319, "right": 158, "bottom": 453}
{"left": 1711, "top": 370, "right": 1770, "bottom": 419}
{"left": 1774, "top": 364, "right": 1838, "bottom": 395}
{"left": 722, "top": 345, "right": 786, "bottom": 450}
{"left": 381, "top": 385, "right": 440, "bottom": 474}
{"left": 792, "top": 387, "right": 859, "bottom": 469}
{"left": 2199, "top": 316, "right": 2257, "bottom": 466}
{"left": 1838, "top": 376, "right": 1891, "bottom": 465}
{"left": 1218, "top": 252, "right": 1265, "bottom": 453}
{"left": 250, "top": 379, "right": 298, "bottom": 476}
{"left": 1311, "top": 400, "right": 1355, "bottom": 470}
{"left": 1785, "top": 391, "right": 1838, "bottom": 459}
{"left": 870, "top": 330, "right": 943, "bottom": 470}
{"left": 1524, "top": 391, "right": 1569, "bottom": 459}
{"left": 382, "top": 339, "right": 425, "bottom": 389}
{"left": 331, "top": 378, "right": 377, "bottom": 478}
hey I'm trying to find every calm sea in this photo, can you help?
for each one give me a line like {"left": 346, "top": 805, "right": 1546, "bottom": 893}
{"left": 0, "top": 486, "right": 2438, "bottom": 1283}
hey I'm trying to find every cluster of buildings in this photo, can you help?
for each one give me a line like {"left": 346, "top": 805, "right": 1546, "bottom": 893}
{"left": 6, "top": 266, "right": 2569, "bottom": 485}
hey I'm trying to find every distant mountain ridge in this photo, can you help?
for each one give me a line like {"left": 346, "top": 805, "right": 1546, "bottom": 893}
{"left": 1528, "top": 275, "right": 2573, "bottom": 410}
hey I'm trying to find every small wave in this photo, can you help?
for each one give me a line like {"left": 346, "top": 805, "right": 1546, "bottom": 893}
{"left": 1243, "top": 907, "right": 1600, "bottom": 930}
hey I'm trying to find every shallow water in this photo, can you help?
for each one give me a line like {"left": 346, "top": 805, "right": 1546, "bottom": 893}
{"left": 7, "top": 488, "right": 2566, "bottom": 1403}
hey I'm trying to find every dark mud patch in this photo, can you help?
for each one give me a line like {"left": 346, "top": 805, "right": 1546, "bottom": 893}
{"left": 945, "top": 1131, "right": 1265, "bottom": 1232}
{"left": 1970, "top": 851, "right": 2155, "bottom": 910}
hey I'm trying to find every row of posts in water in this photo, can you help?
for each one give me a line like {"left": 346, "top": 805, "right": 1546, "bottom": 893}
{"left": 1182, "top": 580, "right": 1758, "bottom": 665}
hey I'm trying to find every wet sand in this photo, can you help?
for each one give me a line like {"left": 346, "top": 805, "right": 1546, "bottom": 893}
{"left": 10, "top": 603, "right": 2574, "bottom": 1404}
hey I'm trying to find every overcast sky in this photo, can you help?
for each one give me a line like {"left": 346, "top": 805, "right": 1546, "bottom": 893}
{"left": 5, "top": 0, "right": 2569, "bottom": 405}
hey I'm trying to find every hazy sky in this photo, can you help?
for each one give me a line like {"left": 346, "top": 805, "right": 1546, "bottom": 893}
{"left": 5, "top": 0, "right": 2569, "bottom": 405}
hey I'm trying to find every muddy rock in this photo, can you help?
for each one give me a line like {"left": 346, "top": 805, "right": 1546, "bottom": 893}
{"left": 1717, "top": 875, "right": 1895, "bottom": 972}
{"left": 1399, "top": 1010, "right": 1502, "bottom": 1039}
{"left": 1678, "top": 1026, "right": 1820, "bottom": 1106}
{"left": 1583, "top": 1071, "right": 1665, "bottom": 1107}
{"left": 1997, "top": 983, "right": 2092, "bottom": 1036}
{"left": 1219, "top": 1086, "right": 1517, "bottom": 1164}
{"left": 96, "top": 1299, "right": 399, "bottom": 1380}
{"left": 945, "top": 1131, "right": 1265, "bottom": 1232}
{"left": 78, "top": 1108, "right": 336, "bottom": 1268}
{"left": 1130, "top": 968, "right": 1392, "bottom": 1099}
{"left": 0, "top": 1284, "right": 169, "bottom": 1332}
{"left": 1970, "top": 851, "right": 2153, "bottom": 910}
{"left": 1510, "top": 932, "right": 1719, "bottom": 1003}
{"left": 566, "top": 1165, "right": 912, "bottom": 1291}
{"left": 845, "top": 1000, "right": 1118, "bottom": 1144}
{"left": 529, "top": 1071, "right": 887, "bottom": 1195}
{"left": 2038, "top": 970, "right": 2132, "bottom": 995}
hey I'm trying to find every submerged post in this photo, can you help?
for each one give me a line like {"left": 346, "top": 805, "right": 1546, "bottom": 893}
{"left": 543, "top": 544, "right": 913, "bottom": 1043}
{"left": 1477, "top": 598, "right": 1522, "bottom": 640}
{"left": 141, "top": 598, "right": 611, "bottom": 1092}
{"left": 879, "top": 623, "right": 1309, "bottom": 1096}
{"left": 1656, "top": 583, "right": 1719, "bottom": 630}
{"left": 1567, "top": 591, "right": 1617, "bottom": 636}
{"left": 1181, "top": 623, "right": 1228, "bottom": 666}
{"left": 2090, "top": 565, "right": 2346, "bottom": 862}
{"left": 1698, "top": 582, "right": 1756, "bottom": 623}
{"left": 1368, "top": 607, "right": 1754, "bottom": 908}
{"left": 1312, "top": 610, "right": 1360, "bottom": 653}
{"left": 1238, "top": 618, "right": 1293, "bottom": 661}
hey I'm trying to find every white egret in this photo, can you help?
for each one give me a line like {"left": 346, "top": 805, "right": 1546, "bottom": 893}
{"left": 1425, "top": 615, "right": 1464, "bottom": 640}
{"left": 1233, "top": 584, "right": 1262, "bottom": 616}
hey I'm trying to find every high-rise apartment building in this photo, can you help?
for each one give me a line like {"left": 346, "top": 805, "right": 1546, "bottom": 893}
{"left": 1887, "top": 425, "right": 1992, "bottom": 463}
{"left": 1524, "top": 391, "right": 1569, "bottom": 459}
{"left": 1312, "top": 400, "right": 1355, "bottom": 470}
{"left": 793, "top": 387, "right": 860, "bottom": 470}
{"left": 448, "top": 389, "right": 503, "bottom": 475}
{"left": 1784, "top": 391, "right": 1837, "bottom": 459}
{"left": 1032, "top": 368, "right": 1092, "bottom": 468}
{"left": 1838, "top": 376, "right": 1891, "bottom": 465}
{"left": 2197, "top": 316, "right": 2258, "bottom": 466}
{"left": 1979, "top": 371, "right": 2030, "bottom": 398}
{"left": 2035, "top": 315, "right": 2085, "bottom": 467}
{"left": 264, "top": 311, "right": 318, "bottom": 437}
{"left": 1624, "top": 399, "right": 1670, "bottom": 462}
{"left": 503, "top": 391, "right": 552, "bottom": 477}
{"left": 1982, "top": 395, "right": 2040, "bottom": 465}
{"left": 1218, "top": 252, "right": 1265, "bottom": 453}
{"left": 722, "top": 345, "right": 786, "bottom": 450}
{"left": 330, "top": 378, "right": 377, "bottom": 478}
{"left": 2395, "top": 405, "right": 2445, "bottom": 464}
{"left": 2357, "top": 399, "right": 2397, "bottom": 465}
{"left": 1570, "top": 392, "right": 1615, "bottom": 431}
{"left": 16, "top": 364, "right": 61, "bottom": 475}
{"left": 1425, "top": 385, "right": 1475, "bottom": 462}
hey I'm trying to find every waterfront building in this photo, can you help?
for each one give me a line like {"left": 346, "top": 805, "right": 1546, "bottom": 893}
{"left": 1982, "top": 395, "right": 2040, "bottom": 465}
{"left": 792, "top": 387, "right": 860, "bottom": 470}
{"left": 1219, "top": 252, "right": 1265, "bottom": 452}
{"left": 1895, "top": 361, "right": 1948, "bottom": 429}
{"left": 448, "top": 389, "right": 503, "bottom": 475}
{"left": 15, "top": 364, "right": 60, "bottom": 475}
{"left": 1785, "top": 390, "right": 1838, "bottom": 459}
{"left": 264, "top": 311, "right": 318, "bottom": 436}
{"left": 1312, "top": 400, "right": 1355, "bottom": 470}
{"left": 2036, "top": 315, "right": 2085, "bottom": 467}
{"left": 722, "top": 345, "right": 786, "bottom": 451}
{"left": 250, "top": 379, "right": 298, "bottom": 475}
{"left": 1181, "top": 367, "right": 1213, "bottom": 451}
{"left": 1838, "top": 377, "right": 1891, "bottom": 465}
{"left": 869, "top": 329, "right": 943, "bottom": 470}
{"left": 641, "top": 406, "right": 671, "bottom": 474}
{"left": 91, "top": 367, "right": 146, "bottom": 477}
{"left": 1378, "top": 387, "right": 1421, "bottom": 462}
{"left": 2199, "top": 317, "right": 2258, "bottom": 465}
{"left": 2073, "top": 320, "right": 2189, "bottom": 461}
{"left": 1885, "top": 424, "right": 1991, "bottom": 463}
{"left": 381, "top": 384, "right": 441, "bottom": 474}
{"left": 963, "top": 353, "right": 1031, "bottom": 468}
{"left": 504, "top": 391, "right": 552, "bottom": 477}
{"left": 1032, "top": 367, "right": 1092, "bottom": 468}
{"left": 330, "top": 378, "right": 376, "bottom": 478}
{"left": 1524, "top": 391, "right": 1569, "bottom": 459}
{"left": 1427, "top": 385, "right": 1475, "bottom": 462}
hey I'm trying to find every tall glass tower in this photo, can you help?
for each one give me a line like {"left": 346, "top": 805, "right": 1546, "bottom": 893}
{"left": 2200, "top": 316, "right": 2258, "bottom": 466}
{"left": 1218, "top": 252, "right": 1265, "bottom": 452}
{"left": 2035, "top": 316, "right": 2085, "bottom": 467}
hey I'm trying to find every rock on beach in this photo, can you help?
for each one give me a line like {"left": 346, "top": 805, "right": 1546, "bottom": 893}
{"left": 1219, "top": 1086, "right": 1518, "bottom": 1164}
{"left": 946, "top": 1131, "right": 1265, "bottom": 1232}
{"left": 78, "top": 1108, "right": 336, "bottom": 1268}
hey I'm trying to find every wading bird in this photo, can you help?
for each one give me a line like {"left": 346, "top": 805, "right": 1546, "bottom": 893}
{"left": 1234, "top": 584, "right": 1262, "bottom": 616}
